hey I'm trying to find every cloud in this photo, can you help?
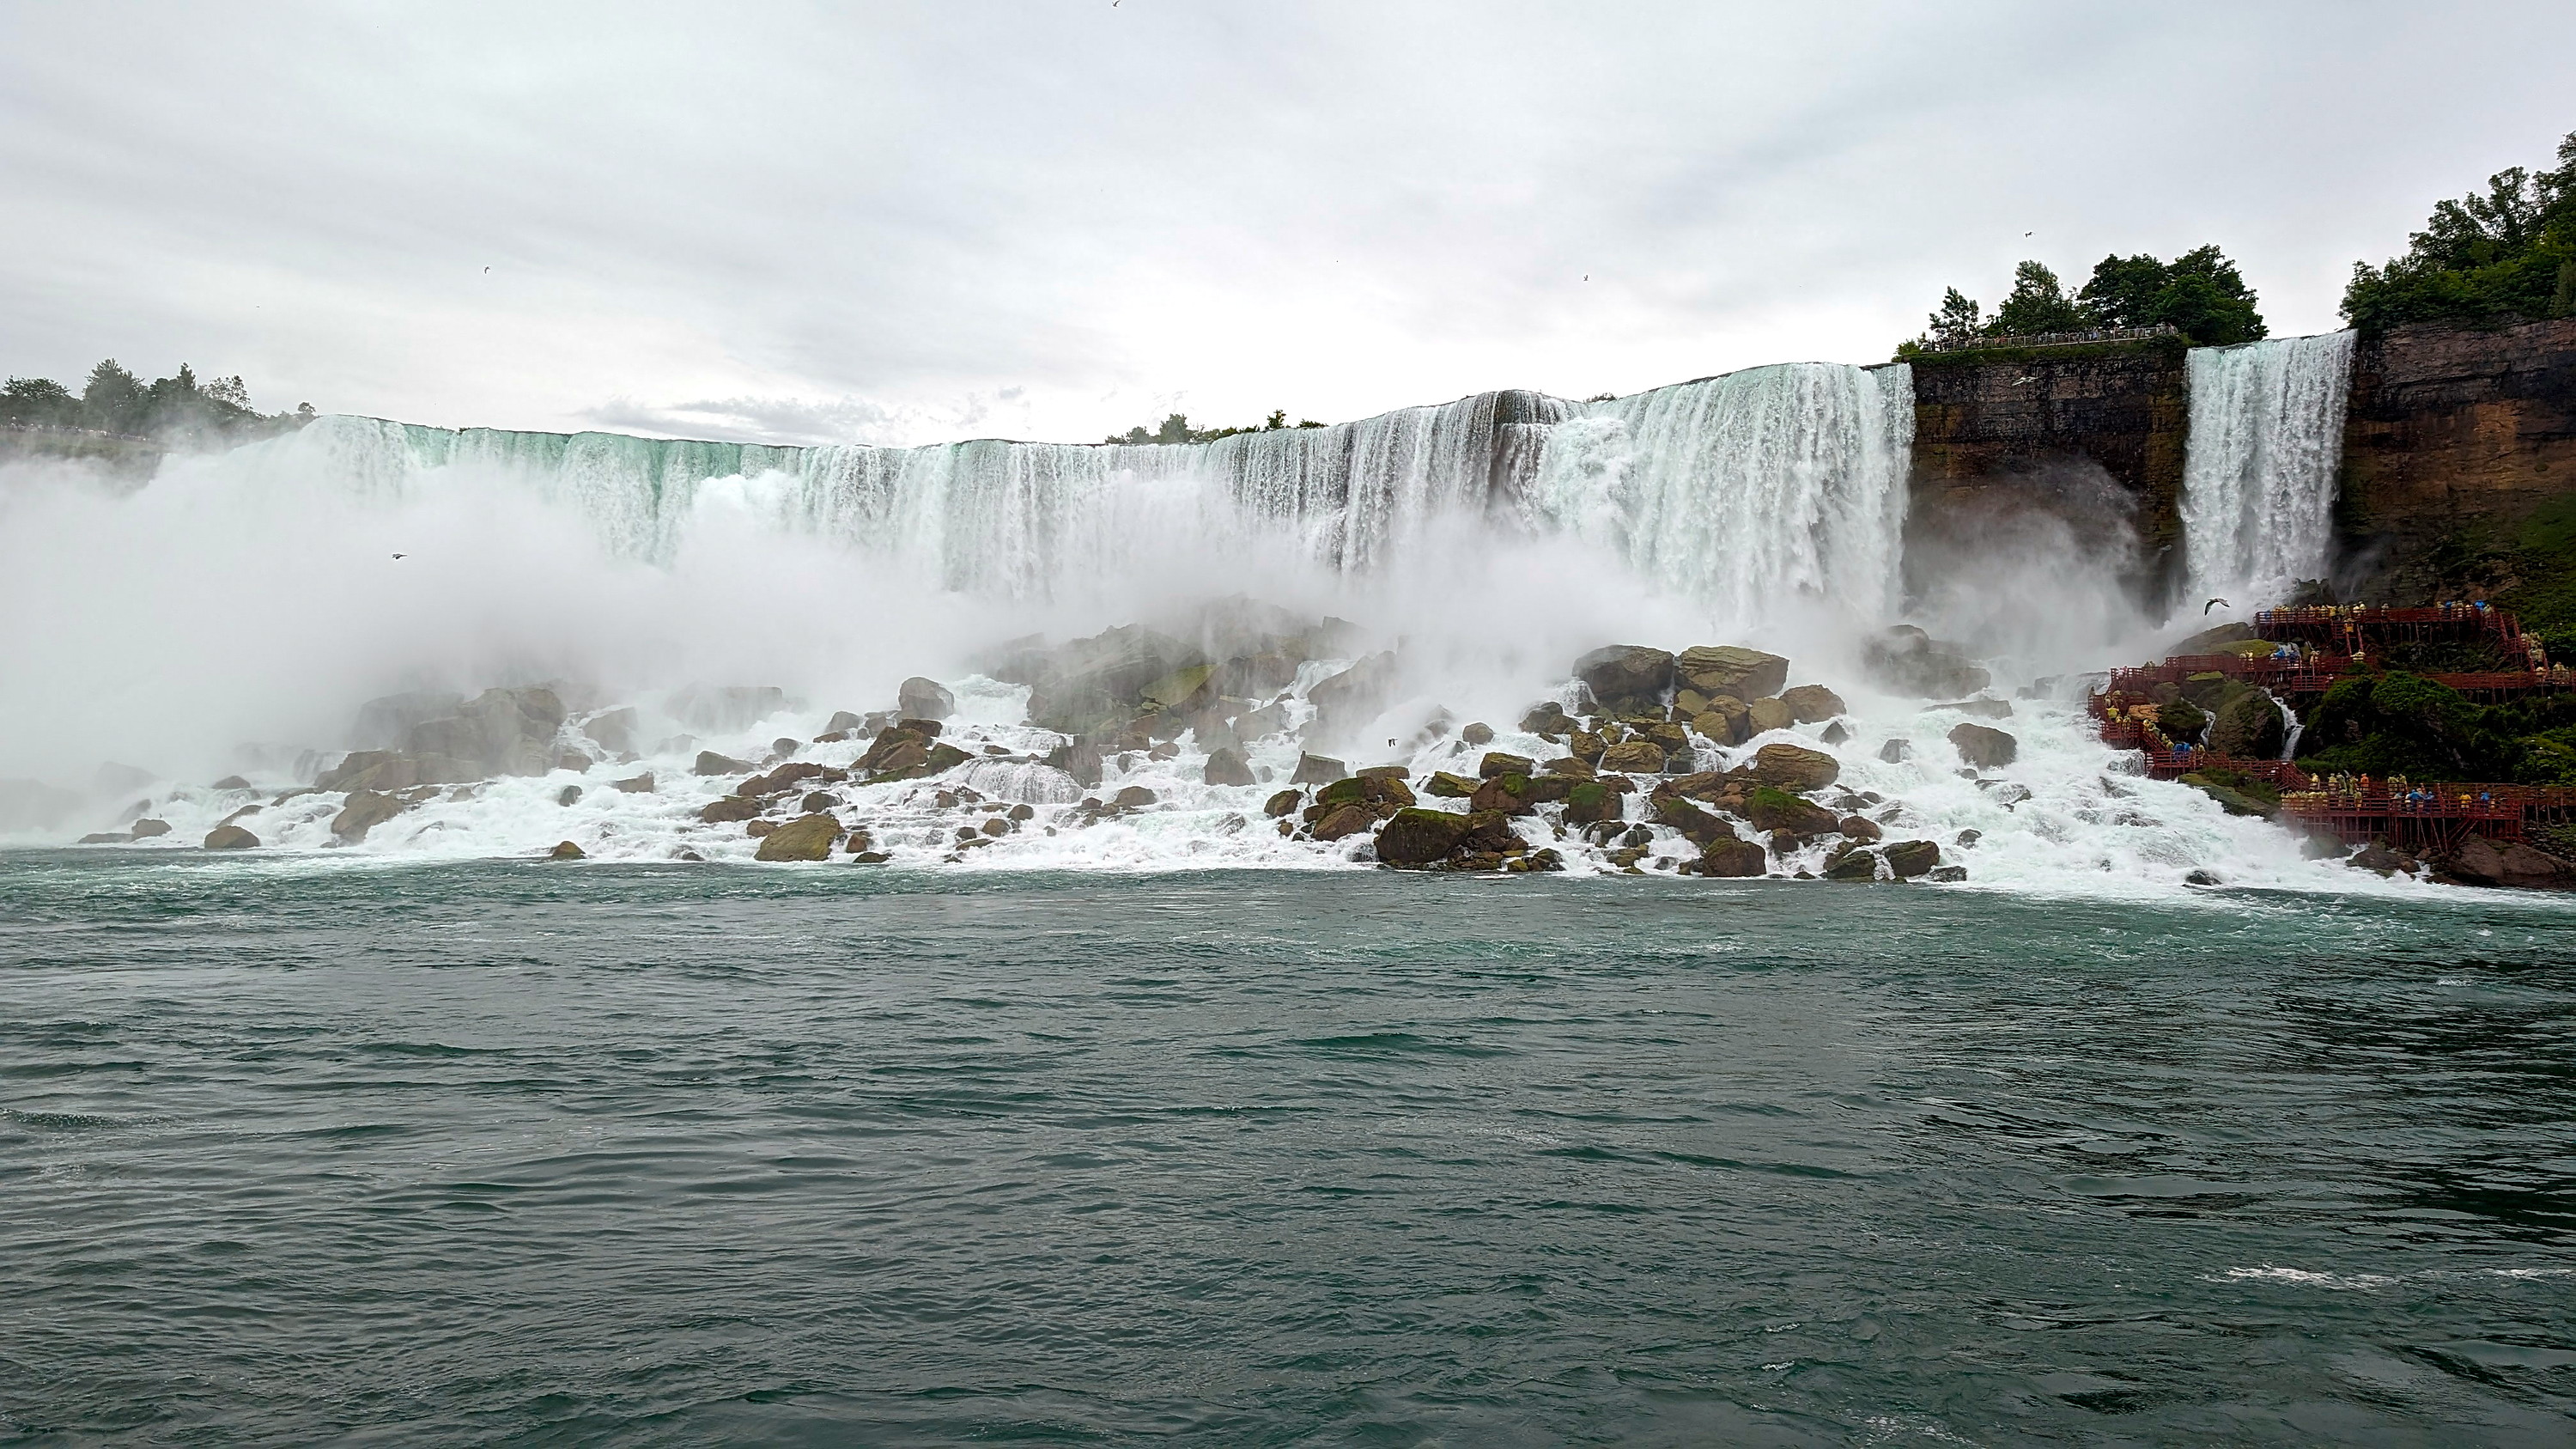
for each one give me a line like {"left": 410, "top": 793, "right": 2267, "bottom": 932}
{"left": 3, "top": 2, "right": 2572, "bottom": 447}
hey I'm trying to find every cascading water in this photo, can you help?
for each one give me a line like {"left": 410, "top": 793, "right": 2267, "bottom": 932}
{"left": 1530, "top": 362, "right": 1914, "bottom": 621}
{"left": 2179, "top": 330, "right": 2357, "bottom": 607}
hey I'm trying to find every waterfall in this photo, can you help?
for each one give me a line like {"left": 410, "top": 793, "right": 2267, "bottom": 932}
{"left": 234, "top": 366, "right": 1911, "bottom": 614}
{"left": 2179, "top": 331, "right": 2356, "bottom": 606}
{"left": 1530, "top": 362, "right": 1914, "bottom": 621}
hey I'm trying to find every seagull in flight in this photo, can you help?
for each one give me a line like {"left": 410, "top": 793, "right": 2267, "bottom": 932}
{"left": 392, "top": 553, "right": 408, "bottom": 560}
{"left": 2203, "top": 597, "right": 2229, "bottom": 613}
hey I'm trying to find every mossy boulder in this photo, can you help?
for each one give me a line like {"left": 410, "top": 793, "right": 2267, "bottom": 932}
{"left": 1478, "top": 751, "right": 1536, "bottom": 779}
{"left": 1744, "top": 786, "right": 1838, "bottom": 837}
{"left": 1375, "top": 807, "right": 1471, "bottom": 866}
{"left": 1563, "top": 781, "right": 1620, "bottom": 825}
{"left": 1425, "top": 771, "right": 1479, "bottom": 798}
{"left": 1469, "top": 774, "right": 1534, "bottom": 816}
{"left": 755, "top": 813, "right": 845, "bottom": 861}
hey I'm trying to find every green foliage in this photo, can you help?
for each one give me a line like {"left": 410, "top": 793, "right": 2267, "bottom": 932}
{"left": 2342, "top": 130, "right": 2576, "bottom": 333}
{"left": 2158, "top": 694, "right": 2208, "bottom": 742}
{"left": 1104, "top": 409, "right": 1324, "bottom": 445}
{"left": 1904, "top": 246, "right": 2264, "bottom": 352}
{"left": 1990, "top": 261, "right": 2088, "bottom": 336}
{"left": 2496, "top": 491, "right": 2576, "bottom": 641}
{"left": 3, "top": 358, "right": 301, "bottom": 440}
{"left": 2299, "top": 671, "right": 2576, "bottom": 783}
{"left": 2078, "top": 246, "right": 2267, "bottom": 345}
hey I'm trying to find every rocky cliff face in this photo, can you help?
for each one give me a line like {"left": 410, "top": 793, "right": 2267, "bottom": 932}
{"left": 2336, "top": 318, "right": 2576, "bottom": 603}
{"left": 1903, "top": 340, "right": 2190, "bottom": 604}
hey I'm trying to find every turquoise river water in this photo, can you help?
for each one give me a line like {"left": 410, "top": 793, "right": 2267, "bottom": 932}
{"left": 3, "top": 853, "right": 2573, "bottom": 1446}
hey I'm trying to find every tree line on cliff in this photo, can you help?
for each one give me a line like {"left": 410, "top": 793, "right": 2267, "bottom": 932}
{"left": 1, "top": 359, "right": 310, "bottom": 443}
{"left": 2342, "top": 129, "right": 2576, "bottom": 335}
{"left": 1901, "top": 248, "right": 2267, "bottom": 355}
{"left": 1103, "top": 409, "right": 1328, "bottom": 445}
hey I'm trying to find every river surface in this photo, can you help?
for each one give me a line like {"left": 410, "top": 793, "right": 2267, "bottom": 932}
{"left": 4, "top": 853, "right": 2573, "bottom": 1446}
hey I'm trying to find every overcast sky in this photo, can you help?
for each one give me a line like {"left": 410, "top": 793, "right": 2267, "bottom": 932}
{"left": 3, "top": 2, "right": 2569, "bottom": 447}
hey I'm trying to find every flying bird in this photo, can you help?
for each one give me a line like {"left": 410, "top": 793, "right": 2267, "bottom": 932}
{"left": 2203, "top": 597, "right": 2229, "bottom": 613}
{"left": 392, "top": 553, "right": 408, "bottom": 560}
{"left": 2023, "top": 230, "right": 2033, "bottom": 236}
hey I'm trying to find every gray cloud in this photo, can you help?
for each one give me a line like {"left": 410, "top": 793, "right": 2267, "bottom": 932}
{"left": 3, "top": 1, "right": 2570, "bottom": 446}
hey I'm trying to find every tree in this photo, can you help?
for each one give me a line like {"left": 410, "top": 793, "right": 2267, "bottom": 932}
{"left": 1264, "top": 409, "right": 1287, "bottom": 430}
{"left": 82, "top": 359, "right": 147, "bottom": 434}
{"left": 1925, "top": 287, "right": 1983, "bottom": 347}
{"left": 2343, "top": 130, "right": 2576, "bottom": 333}
{"left": 1, "top": 376, "right": 80, "bottom": 427}
{"left": 1988, "top": 260, "right": 2088, "bottom": 336}
{"left": 2079, "top": 246, "right": 2265, "bottom": 344}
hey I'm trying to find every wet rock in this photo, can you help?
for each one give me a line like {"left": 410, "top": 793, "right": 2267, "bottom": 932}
{"left": 1376, "top": 807, "right": 1472, "bottom": 866}
{"left": 1520, "top": 702, "right": 1572, "bottom": 735}
{"left": 897, "top": 677, "right": 957, "bottom": 721}
{"left": 1676, "top": 645, "right": 1789, "bottom": 703}
{"left": 980, "top": 817, "right": 1012, "bottom": 837}
{"left": 1690, "top": 702, "right": 1751, "bottom": 747}
{"left": 1311, "top": 803, "right": 1378, "bottom": 842}
{"left": 350, "top": 690, "right": 467, "bottom": 750}
{"left": 210, "top": 775, "right": 252, "bottom": 791}
{"left": 404, "top": 686, "right": 570, "bottom": 778}
{"left": 2179, "top": 772, "right": 2277, "bottom": 819}
{"left": 1291, "top": 752, "right": 1346, "bottom": 785}
{"left": 1749, "top": 743, "right": 1839, "bottom": 792}
{"left": 1837, "top": 814, "right": 1883, "bottom": 842}
{"left": 1307, "top": 650, "right": 1401, "bottom": 738}
{"left": 557, "top": 786, "right": 583, "bottom": 807}
{"left": 331, "top": 789, "right": 404, "bottom": 843}
{"left": 1927, "top": 864, "right": 1968, "bottom": 883}
{"left": 1460, "top": 722, "right": 1495, "bottom": 746}
{"left": 1747, "top": 697, "right": 1794, "bottom": 734}
{"left": 1425, "top": 771, "right": 1479, "bottom": 799}
{"left": 1574, "top": 645, "right": 1676, "bottom": 709}
{"left": 1111, "top": 785, "right": 1159, "bottom": 811}
{"left": 665, "top": 685, "right": 790, "bottom": 734}
{"left": 2184, "top": 868, "right": 2223, "bottom": 887}
{"left": 1468, "top": 775, "right": 1534, "bottom": 816}
{"left": 548, "top": 840, "right": 586, "bottom": 861}
{"left": 1653, "top": 795, "right": 1735, "bottom": 845}
{"left": 699, "top": 795, "right": 763, "bottom": 824}
{"left": 1780, "top": 685, "right": 1845, "bottom": 723}
{"left": 612, "top": 773, "right": 655, "bottom": 794}
{"left": 1877, "top": 739, "right": 1911, "bottom": 764}
{"left": 1262, "top": 788, "right": 1303, "bottom": 818}
{"left": 695, "top": 750, "right": 755, "bottom": 776}
{"left": 1882, "top": 840, "right": 1942, "bottom": 879}
{"left": 2205, "top": 685, "right": 2286, "bottom": 759}
{"left": 203, "top": 825, "right": 259, "bottom": 849}
{"left": 756, "top": 813, "right": 844, "bottom": 861}
{"left": 1820, "top": 721, "right": 1851, "bottom": 746}
{"left": 583, "top": 708, "right": 639, "bottom": 755}
{"left": 796, "top": 790, "right": 835, "bottom": 813}
{"left": 2448, "top": 837, "right": 2576, "bottom": 890}
{"left": 1598, "top": 740, "right": 1665, "bottom": 774}
{"left": 128, "top": 818, "right": 172, "bottom": 838}
{"left": 1947, "top": 723, "right": 2018, "bottom": 770}
{"left": 1955, "top": 828, "right": 1982, "bottom": 847}
{"left": 823, "top": 709, "right": 867, "bottom": 736}
{"left": 1862, "top": 627, "right": 1990, "bottom": 698}
{"left": 1745, "top": 787, "right": 1839, "bottom": 838}
{"left": 1563, "top": 781, "right": 1620, "bottom": 825}
{"left": 1695, "top": 838, "right": 1767, "bottom": 877}
{"left": 848, "top": 850, "right": 890, "bottom": 865}
{"left": 1473, "top": 751, "right": 1531, "bottom": 780}
{"left": 1930, "top": 698, "right": 2014, "bottom": 719}
{"left": 746, "top": 820, "right": 780, "bottom": 838}
{"left": 1824, "top": 849, "right": 1881, "bottom": 881}
{"left": 1203, "top": 745, "right": 1256, "bottom": 787}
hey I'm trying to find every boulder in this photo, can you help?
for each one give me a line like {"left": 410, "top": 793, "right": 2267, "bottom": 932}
{"left": 1520, "top": 702, "right": 1572, "bottom": 734}
{"left": 1574, "top": 645, "right": 1676, "bottom": 709}
{"left": 1824, "top": 849, "right": 1881, "bottom": 881}
{"left": 556, "top": 786, "right": 584, "bottom": 807}
{"left": 2448, "top": 837, "right": 2576, "bottom": 891}
{"left": 1837, "top": 814, "right": 1883, "bottom": 843}
{"left": 1478, "top": 751, "right": 1536, "bottom": 780}
{"left": 1948, "top": 723, "right": 2019, "bottom": 770}
{"left": 699, "top": 796, "right": 763, "bottom": 824}
{"left": 547, "top": 840, "right": 586, "bottom": 861}
{"left": 755, "top": 813, "right": 845, "bottom": 861}
{"left": 129, "top": 818, "right": 172, "bottom": 838}
{"left": 1424, "top": 771, "right": 1479, "bottom": 798}
{"left": 1748, "top": 743, "right": 1839, "bottom": 791}
{"left": 1598, "top": 740, "right": 1666, "bottom": 774}
{"left": 1376, "top": 807, "right": 1472, "bottom": 866}
{"left": 1744, "top": 786, "right": 1839, "bottom": 838}
{"left": 1468, "top": 775, "right": 1534, "bottom": 816}
{"left": 1311, "top": 803, "right": 1378, "bottom": 842}
{"left": 1780, "top": 685, "right": 1845, "bottom": 723}
{"left": 203, "top": 825, "right": 260, "bottom": 849}
{"left": 1563, "top": 781, "right": 1620, "bottom": 825}
{"left": 1696, "top": 838, "right": 1767, "bottom": 877}
{"left": 1747, "top": 697, "right": 1794, "bottom": 734}
{"left": 1653, "top": 795, "right": 1735, "bottom": 845}
{"left": 331, "top": 789, "right": 405, "bottom": 843}
{"left": 1307, "top": 650, "right": 1401, "bottom": 739}
{"left": 1459, "top": 810, "right": 1522, "bottom": 855}
{"left": 1675, "top": 645, "right": 1789, "bottom": 702}
{"left": 1930, "top": 698, "right": 2014, "bottom": 719}
{"left": 210, "top": 775, "right": 252, "bottom": 792}
{"left": 695, "top": 750, "right": 755, "bottom": 776}
{"left": 1262, "top": 788, "right": 1303, "bottom": 818}
{"left": 611, "top": 773, "right": 655, "bottom": 794}
{"left": 1877, "top": 739, "right": 1911, "bottom": 764}
{"left": 1291, "top": 752, "right": 1346, "bottom": 785}
{"left": 1112, "top": 785, "right": 1159, "bottom": 811}
{"left": 583, "top": 708, "right": 639, "bottom": 755}
{"left": 1691, "top": 699, "right": 1751, "bottom": 746}
{"left": 2205, "top": 685, "right": 2286, "bottom": 759}
{"left": 350, "top": 690, "right": 466, "bottom": 750}
{"left": 405, "top": 686, "right": 568, "bottom": 777}
{"left": 1820, "top": 721, "right": 1850, "bottom": 746}
{"left": 1203, "top": 746, "right": 1256, "bottom": 788}
{"left": 1883, "top": 840, "right": 1942, "bottom": 879}
{"left": 1862, "top": 627, "right": 1990, "bottom": 698}
{"left": 897, "top": 677, "right": 957, "bottom": 721}
{"left": 1460, "top": 722, "right": 1494, "bottom": 746}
